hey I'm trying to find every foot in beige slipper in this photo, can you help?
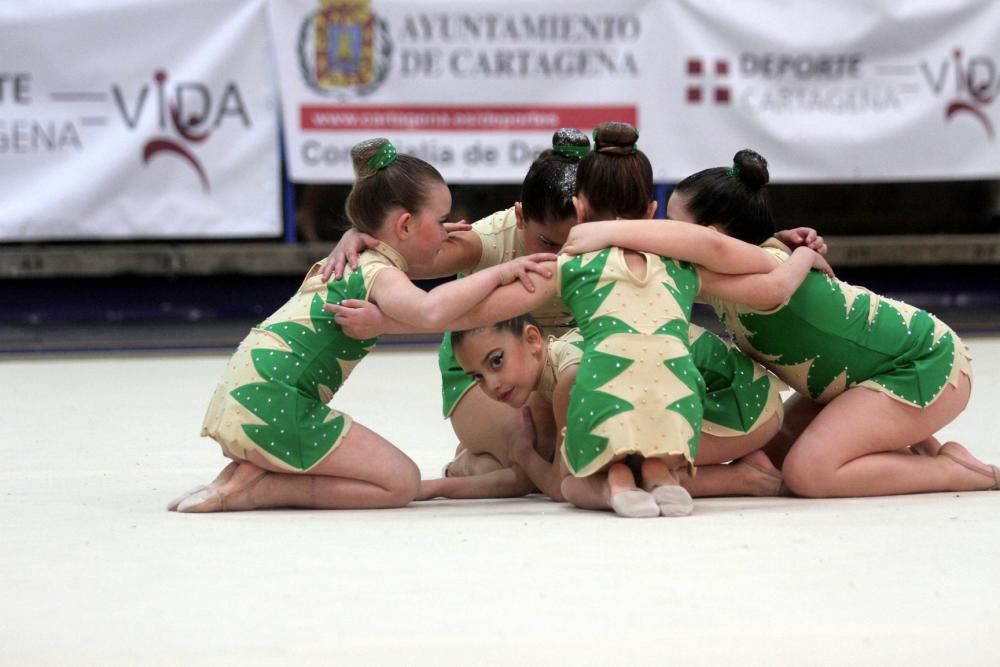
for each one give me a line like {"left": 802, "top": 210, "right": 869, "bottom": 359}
{"left": 167, "top": 461, "right": 240, "bottom": 511}
{"left": 610, "top": 489, "right": 660, "bottom": 518}
{"left": 651, "top": 485, "right": 694, "bottom": 517}
{"left": 167, "top": 484, "right": 209, "bottom": 512}
{"left": 177, "top": 463, "right": 269, "bottom": 513}
{"left": 736, "top": 451, "right": 786, "bottom": 497}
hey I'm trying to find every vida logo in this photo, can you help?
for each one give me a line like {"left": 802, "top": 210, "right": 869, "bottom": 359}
{"left": 922, "top": 48, "right": 998, "bottom": 139}
{"left": 111, "top": 70, "right": 251, "bottom": 190}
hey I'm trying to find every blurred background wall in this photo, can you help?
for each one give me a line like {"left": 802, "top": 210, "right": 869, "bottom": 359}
{"left": 2, "top": 0, "right": 998, "bottom": 353}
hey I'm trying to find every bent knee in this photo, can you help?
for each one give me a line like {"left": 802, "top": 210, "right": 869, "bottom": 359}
{"left": 782, "top": 455, "right": 835, "bottom": 498}
{"left": 385, "top": 460, "right": 421, "bottom": 507}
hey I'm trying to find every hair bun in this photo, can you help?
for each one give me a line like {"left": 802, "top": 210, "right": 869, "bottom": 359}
{"left": 551, "top": 128, "right": 591, "bottom": 161}
{"left": 733, "top": 149, "right": 769, "bottom": 189}
{"left": 593, "top": 121, "right": 639, "bottom": 154}
{"left": 351, "top": 137, "right": 394, "bottom": 178}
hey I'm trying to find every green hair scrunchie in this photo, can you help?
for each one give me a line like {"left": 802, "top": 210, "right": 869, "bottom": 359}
{"left": 553, "top": 143, "right": 591, "bottom": 160}
{"left": 725, "top": 165, "right": 741, "bottom": 179}
{"left": 367, "top": 141, "right": 398, "bottom": 170}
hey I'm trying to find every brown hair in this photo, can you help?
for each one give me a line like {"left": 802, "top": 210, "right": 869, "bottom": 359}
{"left": 451, "top": 314, "right": 541, "bottom": 348}
{"left": 575, "top": 122, "right": 653, "bottom": 220}
{"left": 345, "top": 138, "right": 446, "bottom": 235}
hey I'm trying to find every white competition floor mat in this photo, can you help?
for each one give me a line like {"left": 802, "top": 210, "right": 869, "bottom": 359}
{"left": 3, "top": 340, "right": 1000, "bottom": 665}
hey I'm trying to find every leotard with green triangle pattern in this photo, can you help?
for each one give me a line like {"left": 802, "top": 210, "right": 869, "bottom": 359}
{"left": 705, "top": 240, "right": 972, "bottom": 407}
{"left": 558, "top": 247, "right": 705, "bottom": 477}
{"left": 200, "top": 245, "right": 403, "bottom": 472}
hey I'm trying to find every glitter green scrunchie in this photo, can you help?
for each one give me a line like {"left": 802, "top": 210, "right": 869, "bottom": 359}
{"left": 553, "top": 143, "right": 591, "bottom": 160}
{"left": 367, "top": 141, "right": 398, "bottom": 170}
{"left": 726, "top": 165, "right": 741, "bottom": 179}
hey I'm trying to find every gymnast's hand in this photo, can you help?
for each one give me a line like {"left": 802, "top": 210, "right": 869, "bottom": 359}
{"left": 442, "top": 220, "right": 472, "bottom": 234}
{"left": 320, "top": 228, "right": 380, "bottom": 282}
{"left": 495, "top": 253, "right": 557, "bottom": 292}
{"left": 325, "top": 299, "right": 388, "bottom": 339}
{"left": 811, "top": 250, "right": 836, "bottom": 278}
{"left": 321, "top": 222, "right": 473, "bottom": 282}
{"left": 508, "top": 407, "right": 538, "bottom": 465}
{"left": 559, "top": 223, "right": 614, "bottom": 256}
{"left": 775, "top": 227, "right": 827, "bottom": 255}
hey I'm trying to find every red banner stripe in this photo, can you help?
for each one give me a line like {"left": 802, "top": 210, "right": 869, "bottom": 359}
{"left": 300, "top": 105, "right": 637, "bottom": 131}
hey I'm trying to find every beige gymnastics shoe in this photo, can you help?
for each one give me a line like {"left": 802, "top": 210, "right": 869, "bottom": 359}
{"left": 610, "top": 489, "right": 660, "bottom": 518}
{"left": 651, "top": 485, "right": 694, "bottom": 517}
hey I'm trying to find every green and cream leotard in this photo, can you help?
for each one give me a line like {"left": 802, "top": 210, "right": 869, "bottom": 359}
{"left": 439, "top": 207, "right": 573, "bottom": 416}
{"left": 558, "top": 248, "right": 705, "bottom": 477}
{"left": 440, "top": 208, "right": 786, "bottom": 439}
{"left": 536, "top": 329, "right": 585, "bottom": 402}
{"left": 688, "top": 323, "right": 786, "bottom": 437}
{"left": 705, "top": 239, "right": 972, "bottom": 407}
{"left": 200, "top": 243, "right": 405, "bottom": 472}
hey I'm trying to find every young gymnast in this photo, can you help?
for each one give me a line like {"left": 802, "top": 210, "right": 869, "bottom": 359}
{"left": 330, "top": 122, "right": 831, "bottom": 517}
{"left": 415, "top": 316, "right": 577, "bottom": 500}
{"left": 561, "top": 148, "right": 1000, "bottom": 498}
{"left": 167, "top": 138, "right": 554, "bottom": 513}
{"left": 326, "top": 130, "right": 816, "bottom": 500}
{"left": 428, "top": 316, "right": 787, "bottom": 502}
{"left": 323, "top": 129, "right": 587, "bottom": 487}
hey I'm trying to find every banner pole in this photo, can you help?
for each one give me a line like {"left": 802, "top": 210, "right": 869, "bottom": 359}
{"left": 279, "top": 126, "right": 297, "bottom": 245}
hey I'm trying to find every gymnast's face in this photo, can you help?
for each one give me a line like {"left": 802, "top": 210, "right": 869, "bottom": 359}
{"left": 405, "top": 181, "right": 453, "bottom": 266}
{"left": 454, "top": 326, "right": 545, "bottom": 408}
{"left": 522, "top": 217, "right": 576, "bottom": 255}
{"left": 514, "top": 203, "right": 577, "bottom": 254}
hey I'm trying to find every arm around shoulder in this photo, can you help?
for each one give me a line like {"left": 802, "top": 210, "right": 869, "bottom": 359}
{"left": 698, "top": 246, "right": 824, "bottom": 311}
{"left": 366, "top": 254, "right": 557, "bottom": 332}
{"left": 562, "top": 220, "right": 775, "bottom": 274}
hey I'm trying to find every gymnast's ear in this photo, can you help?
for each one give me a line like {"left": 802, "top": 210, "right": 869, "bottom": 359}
{"left": 524, "top": 324, "right": 544, "bottom": 356}
{"left": 645, "top": 200, "right": 658, "bottom": 219}
{"left": 514, "top": 201, "right": 525, "bottom": 229}
{"left": 392, "top": 210, "right": 412, "bottom": 240}
{"left": 572, "top": 195, "right": 587, "bottom": 222}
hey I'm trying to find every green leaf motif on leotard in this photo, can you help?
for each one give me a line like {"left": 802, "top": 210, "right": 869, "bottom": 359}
{"left": 232, "top": 381, "right": 348, "bottom": 470}
{"left": 559, "top": 249, "right": 616, "bottom": 340}
{"left": 656, "top": 319, "right": 705, "bottom": 456}
{"left": 230, "top": 268, "right": 377, "bottom": 470}
{"left": 660, "top": 257, "right": 699, "bottom": 321}
{"left": 690, "top": 329, "right": 771, "bottom": 432}
{"left": 654, "top": 261, "right": 703, "bottom": 455}
{"left": 560, "top": 250, "right": 632, "bottom": 472}
{"left": 560, "top": 250, "right": 704, "bottom": 472}
{"left": 663, "top": 355, "right": 705, "bottom": 456}
{"left": 325, "top": 268, "right": 380, "bottom": 356}
{"left": 738, "top": 272, "right": 953, "bottom": 403}
{"left": 564, "top": 347, "right": 635, "bottom": 473}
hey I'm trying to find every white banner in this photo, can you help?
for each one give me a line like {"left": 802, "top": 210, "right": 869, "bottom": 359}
{"left": 0, "top": 0, "right": 281, "bottom": 240}
{"left": 664, "top": 0, "right": 1000, "bottom": 182}
{"left": 270, "top": 0, "right": 1000, "bottom": 183}
{"left": 269, "top": 0, "right": 656, "bottom": 183}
